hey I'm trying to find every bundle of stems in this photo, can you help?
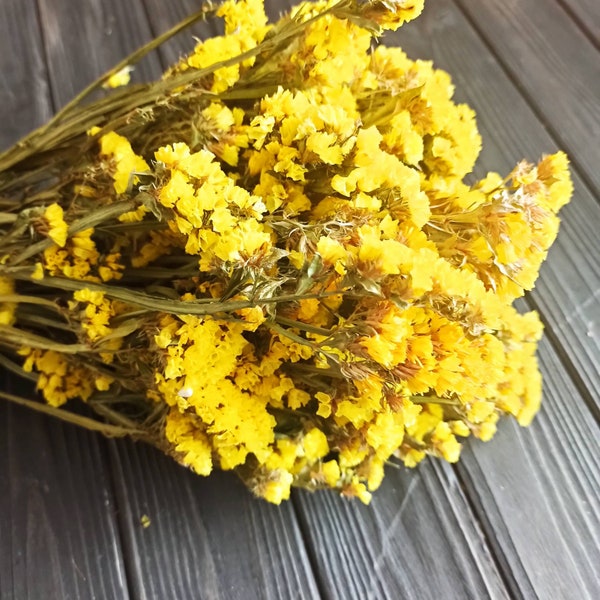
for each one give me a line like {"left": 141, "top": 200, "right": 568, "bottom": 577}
{"left": 0, "top": 0, "right": 572, "bottom": 503}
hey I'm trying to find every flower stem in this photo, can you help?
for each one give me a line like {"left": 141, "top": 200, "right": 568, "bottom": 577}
{"left": 0, "top": 389, "right": 148, "bottom": 439}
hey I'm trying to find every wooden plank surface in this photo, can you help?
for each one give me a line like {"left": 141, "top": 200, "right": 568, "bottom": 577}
{"left": 2, "top": 0, "right": 600, "bottom": 599}
{"left": 0, "top": 0, "right": 53, "bottom": 147}
{"left": 108, "top": 441, "right": 321, "bottom": 600}
{"left": 454, "top": 0, "right": 600, "bottom": 199}
{"left": 558, "top": 0, "right": 600, "bottom": 44}
{"left": 458, "top": 333, "right": 600, "bottom": 599}
{"left": 140, "top": 0, "right": 223, "bottom": 66}
{"left": 395, "top": 2, "right": 600, "bottom": 597}
{"left": 0, "top": 380, "right": 130, "bottom": 599}
{"left": 37, "top": 0, "right": 161, "bottom": 103}
{"left": 0, "top": 2, "right": 130, "bottom": 598}
{"left": 294, "top": 462, "right": 509, "bottom": 599}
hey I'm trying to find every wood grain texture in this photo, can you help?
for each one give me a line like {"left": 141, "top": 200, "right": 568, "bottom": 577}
{"left": 0, "top": 0, "right": 53, "bottom": 149}
{"left": 2, "top": 1, "right": 599, "bottom": 599}
{"left": 557, "top": 0, "right": 600, "bottom": 45}
{"left": 293, "top": 462, "right": 509, "bottom": 599}
{"left": 394, "top": 0, "right": 600, "bottom": 413}
{"left": 454, "top": 0, "right": 600, "bottom": 199}
{"left": 0, "top": 375, "right": 130, "bottom": 600}
{"left": 0, "top": 2, "right": 130, "bottom": 598}
{"left": 457, "top": 332, "right": 600, "bottom": 600}
{"left": 138, "top": 0, "right": 224, "bottom": 67}
{"left": 37, "top": 0, "right": 162, "bottom": 106}
{"left": 108, "top": 441, "right": 321, "bottom": 600}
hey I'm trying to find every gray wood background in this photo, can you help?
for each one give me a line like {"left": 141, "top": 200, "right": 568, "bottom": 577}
{"left": 1, "top": 0, "right": 598, "bottom": 598}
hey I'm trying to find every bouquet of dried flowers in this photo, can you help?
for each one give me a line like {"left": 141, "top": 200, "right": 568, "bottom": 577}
{"left": 0, "top": 0, "right": 573, "bottom": 503}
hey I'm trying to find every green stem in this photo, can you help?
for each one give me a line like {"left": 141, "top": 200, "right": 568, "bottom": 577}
{"left": 0, "top": 389, "right": 148, "bottom": 439}
{"left": 274, "top": 315, "right": 334, "bottom": 337}
{"left": 88, "top": 401, "right": 150, "bottom": 434}
{"left": 286, "top": 362, "right": 346, "bottom": 379}
{"left": 0, "top": 4, "right": 221, "bottom": 173}
{"left": 0, "top": 294, "right": 62, "bottom": 311}
{"left": 14, "top": 312, "right": 73, "bottom": 333}
{"left": 0, "top": 352, "right": 39, "bottom": 382}
{"left": 5, "top": 273, "right": 348, "bottom": 316}
{"left": 0, "top": 212, "right": 18, "bottom": 224}
{"left": 268, "top": 322, "right": 339, "bottom": 364}
{"left": 410, "top": 395, "right": 461, "bottom": 406}
{"left": 10, "top": 200, "right": 136, "bottom": 264}
{"left": 0, "top": 325, "right": 88, "bottom": 353}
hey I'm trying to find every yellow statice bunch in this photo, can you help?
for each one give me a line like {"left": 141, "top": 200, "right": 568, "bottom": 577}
{"left": 427, "top": 151, "right": 574, "bottom": 300}
{"left": 174, "top": 0, "right": 271, "bottom": 93}
{"left": 0, "top": 0, "right": 573, "bottom": 504}
{"left": 43, "top": 204, "right": 69, "bottom": 247}
{"left": 197, "top": 102, "right": 249, "bottom": 166}
{"left": 154, "top": 141, "right": 273, "bottom": 270}
{"left": 362, "top": 0, "right": 425, "bottom": 30}
{"left": 287, "top": 1, "right": 374, "bottom": 90}
{"left": 104, "top": 66, "right": 134, "bottom": 89}
{"left": 154, "top": 314, "right": 277, "bottom": 470}
{"left": 19, "top": 348, "right": 95, "bottom": 407}
{"left": 40, "top": 222, "right": 125, "bottom": 284}
{"left": 43, "top": 229, "right": 101, "bottom": 281}
{"left": 98, "top": 130, "right": 150, "bottom": 195}
{"left": 363, "top": 46, "right": 481, "bottom": 180}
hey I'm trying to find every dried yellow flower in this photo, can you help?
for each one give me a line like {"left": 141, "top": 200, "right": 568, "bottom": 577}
{"left": 0, "top": 0, "right": 573, "bottom": 504}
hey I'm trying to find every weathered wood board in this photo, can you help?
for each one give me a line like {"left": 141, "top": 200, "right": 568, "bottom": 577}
{"left": 1, "top": 1, "right": 598, "bottom": 598}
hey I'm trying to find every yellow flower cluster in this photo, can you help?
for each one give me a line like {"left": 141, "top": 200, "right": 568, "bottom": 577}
{"left": 155, "top": 142, "right": 272, "bottom": 270}
{"left": 15, "top": 289, "right": 123, "bottom": 407}
{"left": 43, "top": 228, "right": 100, "bottom": 281}
{"left": 20, "top": 349, "right": 95, "bottom": 407}
{"left": 2, "top": 0, "right": 572, "bottom": 504}
{"left": 154, "top": 314, "right": 279, "bottom": 471}
{"left": 98, "top": 130, "right": 150, "bottom": 195}
{"left": 427, "top": 152, "right": 573, "bottom": 301}
{"left": 175, "top": 0, "right": 271, "bottom": 93}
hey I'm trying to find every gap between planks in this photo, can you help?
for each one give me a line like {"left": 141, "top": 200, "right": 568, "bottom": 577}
{"left": 555, "top": 0, "right": 600, "bottom": 50}
{"left": 453, "top": 0, "right": 600, "bottom": 203}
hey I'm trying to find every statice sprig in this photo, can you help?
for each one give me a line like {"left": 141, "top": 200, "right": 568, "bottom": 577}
{"left": 0, "top": 0, "right": 572, "bottom": 504}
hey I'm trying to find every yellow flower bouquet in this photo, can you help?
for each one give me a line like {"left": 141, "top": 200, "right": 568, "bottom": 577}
{"left": 0, "top": 0, "right": 573, "bottom": 504}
